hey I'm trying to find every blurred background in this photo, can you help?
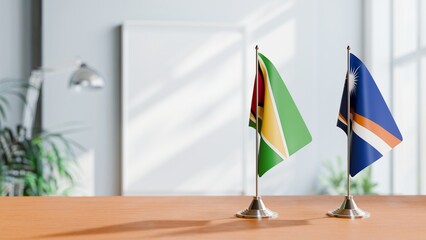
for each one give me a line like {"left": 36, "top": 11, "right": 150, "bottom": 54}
{"left": 0, "top": 0, "right": 424, "bottom": 196}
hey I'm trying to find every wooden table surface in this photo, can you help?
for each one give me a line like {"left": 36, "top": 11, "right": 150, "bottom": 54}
{"left": 1, "top": 195, "right": 426, "bottom": 239}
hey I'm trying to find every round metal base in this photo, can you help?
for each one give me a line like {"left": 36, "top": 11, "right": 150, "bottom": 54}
{"left": 327, "top": 195, "right": 370, "bottom": 219}
{"left": 236, "top": 196, "right": 278, "bottom": 219}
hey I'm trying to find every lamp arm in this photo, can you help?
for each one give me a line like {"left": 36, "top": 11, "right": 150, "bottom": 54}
{"left": 22, "top": 61, "right": 103, "bottom": 136}
{"left": 33, "top": 65, "right": 77, "bottom": 78}
{"left": 21, "top": 66, "right": 73, "bottom": 136}
{"left": 22, "top": 71, "right": 43, "bottom": 137}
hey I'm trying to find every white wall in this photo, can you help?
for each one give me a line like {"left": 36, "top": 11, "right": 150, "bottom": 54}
{"left": 365, "top": 0, "right": 426, "bottom": 195}
{"left": 0, "top": 0, "right": 31, "bottom": 127}
{"left": 42, "top": 0, "right": 363, "bottom": 195}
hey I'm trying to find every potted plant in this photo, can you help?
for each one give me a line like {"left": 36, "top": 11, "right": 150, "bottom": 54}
{"left": 0, "top": 79, "right": 80, "bottom": 196}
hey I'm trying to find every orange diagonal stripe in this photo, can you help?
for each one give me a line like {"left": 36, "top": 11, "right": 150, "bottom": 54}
{"left": 338, "top": 113, "right": 347, "bottom": 125}
{"left": 353, "top": 113, "right": 401, "bottom": 148}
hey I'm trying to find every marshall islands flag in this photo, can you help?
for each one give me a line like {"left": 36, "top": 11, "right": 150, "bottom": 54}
{"left": 337, "top": 53, "right": 403, "bottom": 177}
{"left": 250, "top": 53, "right": 312, "bottom": 177}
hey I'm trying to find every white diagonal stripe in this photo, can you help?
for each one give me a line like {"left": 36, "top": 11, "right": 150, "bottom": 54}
{"left": 261, "top": 133, "right": 287, "bottom": 160}
{"left": 352, "top": 121, "right": 392, "bottom": 155}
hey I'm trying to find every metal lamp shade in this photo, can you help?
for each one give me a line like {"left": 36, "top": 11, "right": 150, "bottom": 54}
{"left": 69, "top": 63, "right": 104, "bottom": 90}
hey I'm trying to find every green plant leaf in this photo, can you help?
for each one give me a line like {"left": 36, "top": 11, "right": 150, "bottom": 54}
{"left": 0, "top": 123, "right": 81, "bottom": 196}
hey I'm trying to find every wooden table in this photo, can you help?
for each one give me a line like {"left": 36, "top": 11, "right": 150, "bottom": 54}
{"left": 1, "top": 196, "right": 425, "bottom": 239}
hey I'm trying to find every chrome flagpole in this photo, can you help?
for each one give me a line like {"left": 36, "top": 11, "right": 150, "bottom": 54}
{"left": 327, "top": 46, "right": 369, "bottom": 219}
{"left": 236, "top": 45, "right": 277, "bottom": 219}
{"left": 256, "top": 44, "right": 260, "bottom": 199}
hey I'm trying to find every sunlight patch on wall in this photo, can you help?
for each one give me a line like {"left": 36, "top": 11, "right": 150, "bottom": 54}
{"left": 256, "top": 19, "right": 295, "bottom": 68}
{"left": 172, "top": 31, "right": 243, "bottom": 79}
{"left": 241, "top": 0, "right": 294, "bottom": 32}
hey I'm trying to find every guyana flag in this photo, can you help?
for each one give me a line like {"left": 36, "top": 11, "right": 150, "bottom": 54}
{"left": 250, "top": 53, "right": 312, "bottom": 177}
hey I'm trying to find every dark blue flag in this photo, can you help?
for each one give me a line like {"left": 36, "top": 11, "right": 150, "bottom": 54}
{"left": 337, "top": 53, "right": 403, "bottom": 177}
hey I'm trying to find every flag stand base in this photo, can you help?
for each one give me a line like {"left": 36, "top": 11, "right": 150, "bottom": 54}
{"left": 327, "top": 195, "right": 370, "bottom": 219}
{"left": 236, "top": 196, "right": 278, "bottom": 219}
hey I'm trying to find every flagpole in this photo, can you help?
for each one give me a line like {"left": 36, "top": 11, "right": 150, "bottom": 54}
{"left": 236, "top": 45, "right": 277, "bottom": 219}
{"left": 346, "top": 45, "right": 351, "bottom": 198}
{"left": 326, "top": 46, "right": 369, "bottom": 219}
{"left": 255, "top": 45, "right": 259, "bottom": 198}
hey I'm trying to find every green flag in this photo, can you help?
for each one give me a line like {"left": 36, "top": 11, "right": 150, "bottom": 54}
{"left": 249, "top": 53, "right": 312, "bottom": 176}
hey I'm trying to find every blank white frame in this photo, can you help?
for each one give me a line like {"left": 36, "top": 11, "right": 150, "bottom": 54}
{"left": 121, "top": 21, "right": 248, "bottom": 195}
